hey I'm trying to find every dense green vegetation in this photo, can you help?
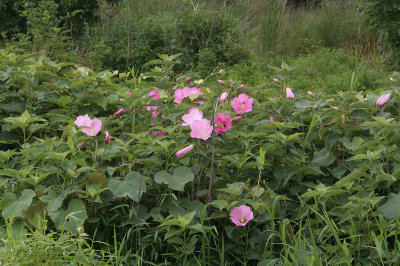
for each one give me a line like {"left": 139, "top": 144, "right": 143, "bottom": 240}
{"left": 1, "top": 0, "right": 400, "bottom": 265}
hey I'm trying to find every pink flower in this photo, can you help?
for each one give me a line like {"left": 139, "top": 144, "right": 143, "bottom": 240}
{"left": 332, "top": 106, "right": 339, "bottom": 110}
{"left": 390, "top": 77, "right": 394, "bottom": 81}
{"left": 307, "top": 91, "right": 312, "bottom": 95}
{"left": 217, "top": 80, "right": 223, "bottom": 84}
{"left": 174, "top": 87, "right": 204, "bottom": 104}
{"left": 174, "top": 89, "right": 185, "bottom": 104}
{"left": 74, "top": 115, "right": 102, "bottom": 136}
{"left": 105, "top": 131, "right": 113, "bottom": 144}
{"left": 193, "top": 101, "right": 204, "bottom": 105}
{"left": 286, "top": 88, "right": 294, "bottom": 99}
{"left": 190, "top": 118, "right": 213, "bottom": 140}
{"left": 230, "top": 205, "right": 254, "bottom": 226}
{"left": 74, "top": 114, "right": 91, "bottom": 127}
{"left": 219, "top": 92, "right": 229, "bottom": 102}
{"left": 214, "top": 113, "right": 232, "bottom": 134}
{"left": 182, "top": 108, "right": 203, "bottom": 126}
{"left": 231, "top": 93, "right": 253, "bottom": 114}
{"left": 146, "top": 106, "right": 160, "bottom": 111}
{"left": 148, "top": 88, "right": 160, "bottom": 103}
{"left": 234, "top": 116, "right": 242, "bottom": 121}
{"left": 127, "top": 92, "right": 131, "bottom": 96}
{"left": 157, "top": 131, "right": 166, "bottom": 137}
{"left": 269, "top": 116, "right": 274, "bottom": 122}
{"left": 151, "top": 111, "right": 158, "bottom": 118}
{"left": 115, "top": 108, "right": 126, "bottom": 117}
{"left": 176, "top": 144, "right": 194, "bottom": 157}
{"left": 273, "top": 78, "right": 279, "bottom": 83}
{"left": 186, "top": 77, "right": 191, "bottom": 82}
{"left": 240, "top": 84, "right": 246, "bottom": 89}
{"left": 376, "top": 93, "right": 391, "bottom": 106}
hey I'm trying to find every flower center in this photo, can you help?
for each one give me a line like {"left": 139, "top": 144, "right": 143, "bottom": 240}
{"left": 239, "top": 217, "right": 246, "bottom": 223}
{"left": 240, "top": 103, "right": 246, "bottom": 110}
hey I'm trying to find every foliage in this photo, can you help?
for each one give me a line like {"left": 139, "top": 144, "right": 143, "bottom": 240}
{"left": 361, "top": 0, "right": 400, "bottom": 69}
{"left": 1, "top": 47, "right": 400, "bottom": 264}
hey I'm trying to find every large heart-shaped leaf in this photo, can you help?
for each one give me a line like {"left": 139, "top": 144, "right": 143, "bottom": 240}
{"left": 1, "top": 189, "right": 35, "bottom": 220}
{"left": 49, "top": 199, "right": 87, "bottom": 234}
{"left": 377, "top": 193, "right": 400, "bottom": 219}
{"left": 108, "top": 171, "right": 146, "bottom": 202}
{"left": 154, "top": 167, "right": 194, "bottom": 192}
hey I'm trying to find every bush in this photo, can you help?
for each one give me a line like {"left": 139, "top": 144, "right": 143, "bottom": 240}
{"left": 361, "top": 0, "right": 400, "bottom": 69}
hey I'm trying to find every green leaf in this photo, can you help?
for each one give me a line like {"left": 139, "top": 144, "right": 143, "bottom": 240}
{"left": 108, "top": 171, "right": 146, "bottom": 202}
{"left": 2, "top": 189, "right": 36, "bottom": 220}
{"left": 312, "top": 148, "right": 335, "bottom": 167}
{"left": 96, "top": 95, "right": 108, "bottom": 110}
{"left": 377, "top": 193, "right": 400, "bottom": 219}
{"left": 343, "top": 137, "right": 364, "bottom": 151}
{"left": 49, "top": 199, "right": 87, "bottom": 234}
{"left": 169, "top": 167, "right": 194, "bottom": 191}
{"left": 154, "top": 167, "right": 194, "bottom": 191}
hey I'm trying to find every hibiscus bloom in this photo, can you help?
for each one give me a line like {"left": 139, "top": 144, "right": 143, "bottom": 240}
{"left": 176, "top": 144, "right": 194, "bottom": 157}
{"left": 115, "top": 108, "right": 126, "bottom": 117}
{"left": 230, "top": 205, "right": 254, "bottom": 226}
{"left": 182, "top": 108, "right": 203, "bottom": 126}
{"left": 105, "top": 131, "right": 113, "bottom": 144}
{"left": 148, "top": 88, "right": 160, "bottom": 103}
{"left": 214, "top": 113, "right": 232, "bottom": 134}
{"left": 219, "top": 92, "right": 229, "bottom": 103}
{"left": 376, "top": 93, "right": 391, "bottom": 106}
{"left": 190, "top": 118, "right": 213, "bottom": 140}
{"left": 74, "top": 114, "right": 102, "bottom": 136}
{"left": 286, "top": 88, "right": 294, "bottom": 99}
{"left": 231, "top": 93, "right": 253, "bottom": 114}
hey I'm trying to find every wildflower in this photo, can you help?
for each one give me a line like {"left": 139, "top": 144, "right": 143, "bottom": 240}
{"left": 151, "top": 111, "right": 158, "bottom": 118}
{"left": 115, "top": 108, "right": 126, "bottom": 117}
{"left": 269, "top": 116, "right": 274, "bottom": 122}
{"left": 146, "top": 106, "right": 160, "bottom": 111}
{"left": 231, "top": 93, "right": 253, "bottom": 114}
{"left": 286, "top": 88, "right": 294, "bottom": 99}
{"left": 273, "top": 78, "right": 279, "bottom": 83}
{"left": 176, "top": 144, "right": 194, "bottom": 157}
{"left": 214, "top": 113, "right": 232, "bottom": 134}
{"left": 217, "top": 80, "right": 223, "bottom": 84}
{"left": 219, "top": 92, "right": 229, "bottom": 103}
{"left": 390, "top": 77, "right": 394, "bottom": 81}
{"left": 240, "top": 84, "right": 246, "bottom": 89}
{"left": 376, "top": 93, "right": 391, "bottom": 106}
{"left": 105, "top": 131, "right": 113, "bottom": 144}
{"left": 127, "top": 92, "right": 131, "bottom": 96}
{"left": 74, "top": 115, "right": 102, "bottom": 136}
{"left": 186, "top": 77, "right": 191, "bottom": 82}
{"left": 148, "top": 88, "right": 160, "bottom": 103}
{"left": 193, "top": 101, "right": 204, "bottom": 105}
{"left": 182, "top": 108, "right": 203, "bottom": 126}
{"left": 230, "top": 205, "right": 254, "bottom": 226}
{"left": 307, "top": 91, "right": 312, "bottom": 95}
{"left": 234, "top": 116, "right": 242, "bottom": 121}
{"left": 332, "top": 106, "right": 339, "bottom": 110}
{"left": 190, "top": 118, "right": 213, "bottom": 140}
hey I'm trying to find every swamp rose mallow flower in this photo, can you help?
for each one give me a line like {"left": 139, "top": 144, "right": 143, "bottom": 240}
{"left": 234, "top": 116, "right": 242, "bottom": 121}
{"left": 105, "top": 131, "right": 113, "bottom": 144}
{"left": 376, "top": 93, "right": 391, "bottom": 106}
{"left": 240, "top": 84, "right": 246, "bottom": 89}
{"left": 182, "top": 108, "right": 203, "bottom": 126}
{"left": 148, "top": 88, "right": 160, "bottom": 103}
{"left": 174, "top": 87, "right": 204, "bottom": 104}
{"left": 190, "top": 118, "right": 213, "bottom": 140}
{"left": 286, "top": 88, "right": 294, "bottom": 99}
{"left": 217, "top": 80, "right": 223, "bottom": 84}
{"left": 214, "top": 113, "right": 232, "bottom": 134}
{"left": 115, "top": 108, "right": 126, "bottom": 117}
{"left": 219, "top": 92, "right": 229, "bottom": 103}
{"left": 231, "top": 93, "right": 254, "bottom": 114}
{"left": 273, "top": 78, "right": 279, "bottom": 83}
{"left": 175, "top": 144, "right": 194, "bottom": 157}
{"left": 269, "top": 116, "right": 274, "bottom": 122}
{"left": 74, "top": 114, "right": 102, "bottom": 136}
{"left": 186, "top": 77, "right": 191, "bottom": 82}
{"left": 230, "top": 205, "right": 254, "bottom": 226}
